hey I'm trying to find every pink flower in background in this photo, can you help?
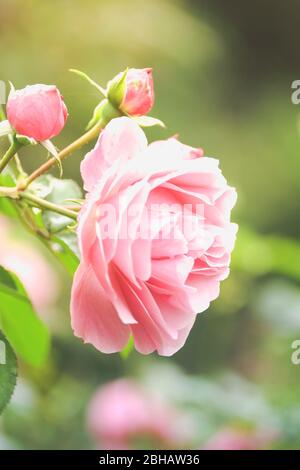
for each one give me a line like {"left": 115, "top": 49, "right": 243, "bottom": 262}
{"left": 7, "top": 84, "right": 68, "bottom": 141}
{"left": 203, "top": 427, "right": 276, "bottom": 450}
{"left": 71, "top": 117, "right": 237, "bottom": 356}
{"left": 109, "top": 68, "right": 154, "bottom": 116}
{"left": 0, "top": 216, "right": 59, "bottom": 313}
{"left": 87, "top": 379, "right": 189, "bottom": 449}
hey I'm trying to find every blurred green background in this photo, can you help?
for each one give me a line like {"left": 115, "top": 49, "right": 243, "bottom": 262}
{"left": 1, "top": 0, "right": 300, "bottom": 449}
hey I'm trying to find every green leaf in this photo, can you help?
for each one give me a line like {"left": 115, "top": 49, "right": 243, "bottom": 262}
{"left": 33, "top": 175, "right": 82, "bottom": 233}
{"left": 49, "top": 235, "right": 79, "bottom": 276}
{"left": 45, "top": 176, "right": 82, "bottom": 203}
{"left": 30, "top": 176, "right": 81, "bottom": 275}
{"left": 0, "top": 172, "right": 14, "bottom": 187}
{"left": 33, "top": 175, "right": 82, "bottom": 203}
{"left": 86, "top": 99, "right": 107, "bottom": 130}
{"left": 0, "top": 197, "right": 18, "bottom": 218}
{"left": 55, "top": 230, "right": 80, "bottom": 259}
{"left": 0, "top": 266, "right": 50, "bottom": 367}
{"left": 0, "top": 266, "right": 17, "bottom": 290}
{"left": 0, "top": 331, "right": 17, "bottom": 415}
{"left": 0, "top": 174, "right": 18, "bottom": 218}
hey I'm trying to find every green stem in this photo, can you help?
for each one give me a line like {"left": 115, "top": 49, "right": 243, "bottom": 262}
{"left": 13, "top": 201, "right": 50, "bottom": 239}
{"left": 0, "top": 141, "right": 21, "bottom": 173}
{"left": 19, "top": 192, "right": 78, "bottom": 220}
{"left": 12, "top": 154, "right": 27, "bottom": 178}
{"left": 19, "top": 119, "right": 105, "bottom": 190}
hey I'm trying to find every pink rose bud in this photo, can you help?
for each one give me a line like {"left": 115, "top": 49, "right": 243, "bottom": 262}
{"left": 108, "top": 68, "right": 154, "bottom": 116}
{"left": 203, "top": 427, "right": 277, "bottom": 450}
{"left": 7, "top": 84, "right": 68, "bottom": 141}
{"left": 87, "top": 380, "right": 190, "bottom": 450}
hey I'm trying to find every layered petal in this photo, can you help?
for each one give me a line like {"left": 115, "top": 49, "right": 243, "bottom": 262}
{"left": 71, "top": 263, "right": 130, "bottom": 353}
{"left": 81, "top": 117, "right": 148, "bottom": 191}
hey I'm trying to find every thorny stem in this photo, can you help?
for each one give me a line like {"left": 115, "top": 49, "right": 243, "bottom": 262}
{"left": 19, "top": 119, "right": 105, "bottom": 190}
{"left": 19, "top": 192, "right": 78, "bottom": 220}
{"left": 0, "top": 185, "right": 78, "bottom": 220}
{"left": 0, "top": 107, "right": 107, "bottom": 227}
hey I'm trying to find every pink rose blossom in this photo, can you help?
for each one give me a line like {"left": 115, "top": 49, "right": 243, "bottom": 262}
{"left": 71, "top": 117, "right": 237, "bottom": 356}
{"left": 111, "top": 68, "right": 154, "bottom": 116}
{"left": 87, "top": 379, "right": 189, "bottom": 449}
{"left": 7, "top": 84, "right": 68, "bottom": 141}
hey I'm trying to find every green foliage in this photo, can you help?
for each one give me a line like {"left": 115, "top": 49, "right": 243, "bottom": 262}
{"left": 1, "top": 0, "right": 300, "bottom": 450}
{"left": 233, "top": 226, "right": 300, "bottom": 282}
{"left": 33, "top": 175, "right": 82, "bottom": 233}
{"left": 86, "top": 99, "right": 107, "bottom": 130}
{"left": 34, "top": 176, "right": 81, "bottom": 274}
{"left": 49, "top": 235, "right": 79, "bottom": 276}
{"left": 0, "top": 331, "right": 17, "bottom": 415}
{"left": 0, "top": 174, "right": 18, "bottom": 218}
{"left": 0, "top": 266, "right": 50, "bottom": 367}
